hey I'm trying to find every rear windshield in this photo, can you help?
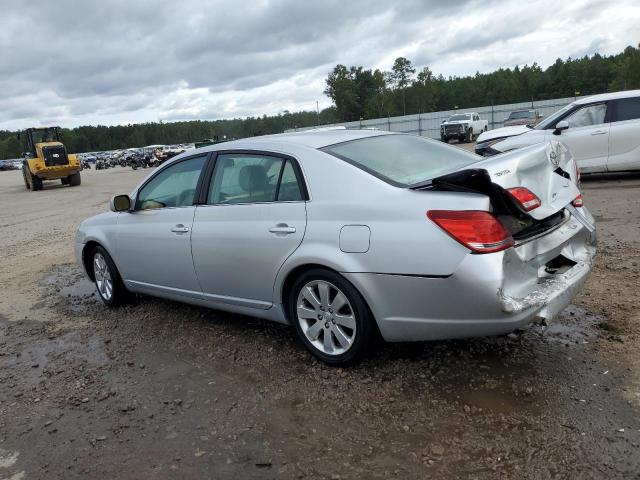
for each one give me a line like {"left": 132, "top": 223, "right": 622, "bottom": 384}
{"left": 509, "top": 111, "right": 534, "bottom": 119}
{"left": 448, "top": 114, "right": 471, "bottom": 121}
{"left": 321, "top": 134, "right": 480, "bottom": 187}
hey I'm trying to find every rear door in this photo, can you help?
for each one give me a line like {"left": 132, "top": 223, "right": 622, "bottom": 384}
{"left": 556, "top": 102, "right": 610, "bottom": 173}
{"left": 116, "top": 154, "right": 209, "bottom": 296}
{"left": 191, "top": 151, "right": 307, "bottom": 309}
{"left": 607, "top": 96, "right": 640, "bottom": 172}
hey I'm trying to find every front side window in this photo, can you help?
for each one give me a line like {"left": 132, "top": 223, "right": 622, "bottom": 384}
{"left": 321, "top": 134, "right": 480, "bottom": 187}
{"left": 135, "top": 156, "right": 206, "bottom": 210}
{"left": 612, "top": 97, "right": 640, "bottom": 122}
{"left": 536, "top": 103, "right": 574, "bottom": 130}
{"left": 564, "top": 103, "right": 607, "bottom": 128}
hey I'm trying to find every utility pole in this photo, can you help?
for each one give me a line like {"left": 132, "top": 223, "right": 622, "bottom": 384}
{"left": 316, "top": 101, "right": 320, "bottom": 126}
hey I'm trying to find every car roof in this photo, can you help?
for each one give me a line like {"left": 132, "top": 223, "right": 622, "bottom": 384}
{"left": 575, "top": 89, "right": 640, "bottom": 105}
{"left": 195, "top": 128, "right": 394, "bottom": 153}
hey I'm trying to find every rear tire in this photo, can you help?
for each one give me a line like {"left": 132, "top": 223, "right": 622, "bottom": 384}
{"left": 91, "top": 246, "right": 128, "bottom": 307}
{"left": 289, "top": 268, "right": 376, "bottom": 366}
{"left": 68, "top": 172, "right": 81, "bottom": 186}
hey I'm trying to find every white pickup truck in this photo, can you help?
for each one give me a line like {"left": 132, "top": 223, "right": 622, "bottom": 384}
{"left": 440, "top": 112, "right": 488, "bottom": 143}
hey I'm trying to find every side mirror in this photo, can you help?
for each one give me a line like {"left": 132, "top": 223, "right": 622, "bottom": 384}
{"left": 553, "top": 120, "right": 569, "bottom": 135}
{"left": 110, "top": 194, "right": 131, "bottom": 212}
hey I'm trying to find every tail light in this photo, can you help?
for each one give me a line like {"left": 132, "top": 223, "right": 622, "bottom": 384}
{"left": 572, "top": 194, "right": 584, "bottom": 207}
{"left": 506, "top": 187, "right": 541, "bottom": 212}
{"left": 427, "top": 210, "right": 514, "bottom": 254}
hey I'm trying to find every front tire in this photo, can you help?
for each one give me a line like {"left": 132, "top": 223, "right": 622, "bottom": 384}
{"left": 31, "top": 173, "right": 43, "bottom": 191}
{"left": 22, "top": 166, "right": 31, "bottom": 190}
{"left": 68, "top": 172, "right": 81, "bottom": 186}
{"left": 91, "top": 246, "right": 128, "bottom": 307}
{"left": 289, "top": 269, "right": 375, "bottom": 365}
{"left": 465, "top": 128, "right": 474, "bottom": 143}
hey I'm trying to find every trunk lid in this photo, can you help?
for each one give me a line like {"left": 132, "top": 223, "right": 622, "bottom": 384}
{"left": 468, "top": 141, "right": 580, "bottom": 221}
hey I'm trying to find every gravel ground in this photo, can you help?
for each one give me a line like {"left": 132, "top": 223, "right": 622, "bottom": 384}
{"left": 0, "top": 159, "right": 639, "bottom": 479}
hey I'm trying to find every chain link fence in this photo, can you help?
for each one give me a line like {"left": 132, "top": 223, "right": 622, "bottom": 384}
{"left": 287, "top": 96, "right": 576, "bottom": 139}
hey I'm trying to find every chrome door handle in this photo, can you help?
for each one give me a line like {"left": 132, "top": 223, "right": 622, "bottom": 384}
{"left": 171, "top": 224, "right": 190, "bottom": 234}
{"left": 269, "top": 224, "right": 296, "bottom": 234}
{"left": 591, "top": 130, "right": 607, "bottom": 135}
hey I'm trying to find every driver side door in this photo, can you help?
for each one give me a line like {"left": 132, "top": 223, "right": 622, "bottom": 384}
{"left": 116, "top": 154, "right": 209, "bottom": 298}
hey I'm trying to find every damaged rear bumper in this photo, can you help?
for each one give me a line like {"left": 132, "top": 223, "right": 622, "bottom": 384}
{"left": 343, "top": 207, "right": 596, "bottom": 342}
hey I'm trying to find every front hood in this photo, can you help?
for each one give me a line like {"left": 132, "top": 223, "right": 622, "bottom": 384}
{"left": 472, "top": 141, "right": 579, "bottom": 220}
{"left": 477, "top": 125, "right": 531, "bottom": 143}
{"left": 442, "top": 120, "right": 468, "bottom": 126}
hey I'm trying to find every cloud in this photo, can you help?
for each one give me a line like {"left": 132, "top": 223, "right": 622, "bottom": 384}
{"left": 0, "top": 0, "right": 638, "bottom": 129}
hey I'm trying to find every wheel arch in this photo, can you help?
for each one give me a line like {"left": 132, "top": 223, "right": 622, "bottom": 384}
{"left": 82, "top": 240, "right": 120, "bottom": 282}
{"left": 81, "top": 241, "right": 103, "bottom": 281}
{"left": 280, "top": 263, "right": 336, "bottom": 309}
{"left": 278, "top": 262, "right": 381, "bottom": 339}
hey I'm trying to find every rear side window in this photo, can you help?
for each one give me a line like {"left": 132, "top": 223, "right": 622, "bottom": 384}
{"left": 321, "top": 134, "right": 480, "bottom": 187}
{"left": 612, "top": 97, "right": 640, "bottom": 122}
{"left": 208, "top": 154, "right": 282, "bottom": 204}
{"left": 207, "top": 154, "right": 305, "bottom": 204}
{"left": 277, "top": 160, "right": 303, "bottom": 201}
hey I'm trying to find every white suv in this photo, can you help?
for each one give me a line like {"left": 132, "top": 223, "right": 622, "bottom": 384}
{"left": 475, "top": 90, "right": 640, "bottom": 173}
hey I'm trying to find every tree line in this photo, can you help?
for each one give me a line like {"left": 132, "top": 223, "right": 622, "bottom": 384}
{"left": 1, "top": 44, "right": 638, "bottom": 159}
{"left": 0, "top": 110, "right": 339, "bottom": 159}
{"left": 324, "top": 44, "right": 640, "bottom": 121}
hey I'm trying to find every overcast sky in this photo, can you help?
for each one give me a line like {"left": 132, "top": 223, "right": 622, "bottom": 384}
{"left": 1, "top": 0, "right": 638, "bottom": 130}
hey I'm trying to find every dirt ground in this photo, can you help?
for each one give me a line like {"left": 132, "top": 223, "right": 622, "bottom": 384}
{"left": 1, "top": 158, "right": 639, "bottom": 480}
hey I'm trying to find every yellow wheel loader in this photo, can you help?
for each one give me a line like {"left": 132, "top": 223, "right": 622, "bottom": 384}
{"left": 19, "top": 127, "right": 81, "bottom": 191}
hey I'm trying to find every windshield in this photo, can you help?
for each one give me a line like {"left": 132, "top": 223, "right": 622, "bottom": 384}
{"left": 535, "top": 103, "right": 574, "bottom": 130}
{"left": 509, "top": 111, "right": 534, "bottom": 119}
{"left": 321, "top": 134, "right": 480, "bottom": 187}
{"left": 448, "top": 114, "right": 471, "bottom": 121}
{"left": 30, "top": 128, "right": 59, "bottom": 144}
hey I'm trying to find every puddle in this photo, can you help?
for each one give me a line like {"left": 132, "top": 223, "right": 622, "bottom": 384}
{"left": 534, "top": 304, "right": 605, "bottom": 346}
{"left": 2, "top": 330, "right": 109, "bottom": 388}
{"left": 43, "top": 264, "right": 99, "bottom": 314}
{"left": 457, "top": 387, "right": 522, "bottom": 414}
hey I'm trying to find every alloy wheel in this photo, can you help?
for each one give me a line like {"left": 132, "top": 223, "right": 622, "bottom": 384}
{"left": 296, "top": 280, "right": 357, "bottom": 355}
{"left": 93, "top": 252, "right": 113, "bottom": 301}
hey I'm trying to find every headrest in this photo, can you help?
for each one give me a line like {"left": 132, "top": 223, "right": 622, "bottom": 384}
{"left": 239, "top": 164, "right": 267, "bottom": 192}
{"left": 220, "top": 157, "right": 235, "bottom": 168}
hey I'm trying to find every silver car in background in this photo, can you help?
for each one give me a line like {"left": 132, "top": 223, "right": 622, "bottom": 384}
{"left": 75, "top": 130, "right": 596, "bottom": 365}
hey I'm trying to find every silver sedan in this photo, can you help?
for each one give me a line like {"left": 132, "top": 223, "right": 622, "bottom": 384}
{"left": 75, "top": 130, "right": 596, "bottom": 365}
